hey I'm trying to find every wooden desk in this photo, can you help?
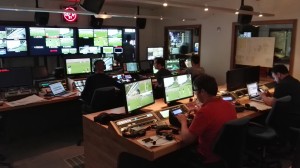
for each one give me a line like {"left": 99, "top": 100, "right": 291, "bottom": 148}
{"left": 0, "top": 93, "right": 79, "bottom": 112}
{"left": 83, "top": 98, "right": 265, "bottom": 168}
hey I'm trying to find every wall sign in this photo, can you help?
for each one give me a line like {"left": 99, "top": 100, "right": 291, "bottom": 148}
{"left": 63, "top": 7, "right": 78, "bottom": 22}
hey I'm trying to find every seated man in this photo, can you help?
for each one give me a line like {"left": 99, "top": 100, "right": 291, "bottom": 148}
{"left": 81, "top": 60, "right": 123, "bottom": 104}
{"left": 260, "top": 64, "right": 300, "bottom": 143}
{"left": 178, "top": 55, "right": 205, "bottom": 80}
{"left": 175, "top": 74, "right": 237, "bottom": 166}
{"left": 153, "top": 57, "right": 172, "bottom": 98}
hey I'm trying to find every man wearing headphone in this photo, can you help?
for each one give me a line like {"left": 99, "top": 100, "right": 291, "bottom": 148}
{"left": 81, "top": 60, "right": 122, "bottom": 104}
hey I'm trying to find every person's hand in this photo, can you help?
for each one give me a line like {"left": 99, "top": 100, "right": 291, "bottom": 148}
{"left": 176, "top": 114, "right": 187, "bottom": 125}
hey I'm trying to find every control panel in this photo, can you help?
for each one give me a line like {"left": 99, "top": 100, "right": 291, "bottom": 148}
{"left": 3, "top": 87, "right": 37, "bottom": 101}
{"left": 153, "top": 104, "right": 189, "bottom": 120}
{"left": 110, "top": 112, "right": 160, "bottom": 135}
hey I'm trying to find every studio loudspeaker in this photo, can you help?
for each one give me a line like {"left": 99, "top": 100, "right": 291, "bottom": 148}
{"left": 238, "top": 5, "right": 253, "bottom": 25}
{"left": 34, "top": 12, "right": 49, "bottom": 26}
{"left": 136, "top": 18, "right": 147, "bottom": 29}
{"left": 80, "top": 0, "right": 105, "bottom": 14}
{"left": 90, "top": 16, "right": 104, "bottom": 28}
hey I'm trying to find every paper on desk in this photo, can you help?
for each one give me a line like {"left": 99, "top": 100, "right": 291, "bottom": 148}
{"left": 6, "top": 95, "right": 45, "bottom": 107}
{"left": 137, "top": 135, "right": 176, "bottom": 148}
{"left": 249, "top": 101, "right": 271, "bottom": 111}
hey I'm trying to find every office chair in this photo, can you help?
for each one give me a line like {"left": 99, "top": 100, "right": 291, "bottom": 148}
{"left": 0, "top": 116, "right": 10, "bottom": 168}
{"left": 212, "top": 117, "right": 250, "bottom": 168}
{"left": 289, "top": 127, "right": 300, "bottom": 168}
{"left": 248, "top": 95, "right": 291, "bottom": 168}
{"left": 82, "top": 86, "right": 124, "bottom": 114}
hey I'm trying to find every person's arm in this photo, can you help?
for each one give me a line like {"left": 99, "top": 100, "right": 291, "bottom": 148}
{"left": 260, "top": 92, "right": 275, "bottom": 106}
{"left": 176, "top": 114, "right": 197, "bottom": 146}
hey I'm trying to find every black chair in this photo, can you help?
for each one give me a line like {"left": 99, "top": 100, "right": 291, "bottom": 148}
{"left": 248, "top": 95, "right": 291, "bottom": 168}
{"left": 289, "top": 127, "right": 300, "bottom": 168}
{"left": 82, "top": 86, "right": 124, "bottom": 114}
{"left": 212, "top": 117, "right": 250, "bottom": 168}
{"left": 0, "top": 116, "right": 10, "bottom": 168}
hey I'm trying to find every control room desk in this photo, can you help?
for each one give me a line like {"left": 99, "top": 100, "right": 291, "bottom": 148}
{"left": 0, "top": 93, "right": 82, "bottom": 141}
{"left": 83, "top": 98, "right": 266, "bottom": 168}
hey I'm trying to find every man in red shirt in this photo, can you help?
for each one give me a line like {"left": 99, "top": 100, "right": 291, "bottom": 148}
{"left": 177, "top": 74, "right": 237, "bottom": 165}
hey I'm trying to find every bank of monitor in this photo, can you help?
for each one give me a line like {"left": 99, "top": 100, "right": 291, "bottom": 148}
{"left": 91, "top": 57, "right": 113, "bottom": 72}
{"left": 0, "top": 26, "right": 28, "bottom": 57}
{"left": 163, "top": 74, "right": 193, "bottom": 105}
{"left": 0, "top": 67, "right": 33, "bottom": 88}
{"left": 147, "top": 47, "right": 163, "bottom": 60}
{"left": 65, "top": 58, "right": 91, "bottom": 75}
{"left": 165, "top": 59, "right": 180, "bottom": 71}
{"left": 124, "top": 78, "right": 155, "bottom": 114}
{"left": 29, "top": 27, "right": 77, "bottom": 56}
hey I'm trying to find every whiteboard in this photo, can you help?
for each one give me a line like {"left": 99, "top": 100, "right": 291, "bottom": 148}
{"left": 235, "top": 37, "right": 275, "bottom": 67}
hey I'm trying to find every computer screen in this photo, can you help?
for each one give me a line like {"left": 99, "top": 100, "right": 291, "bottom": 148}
{"left": 124, "top": 78, "right": 154, "bottom": 114}
{"left": 165, "top": 59, "right": 180, "bottom": 71}
{"left": 0, "top": 67, "right": 33, "bottom": 88}
{"left": 124, "top": 62, "right": 139, "bottom": 73}
{"left": 194, "top": 42, "right": 199, "bottom": 52}
{"left": 65, "top": 58, "right": 91, "bottom": 75}
{"left": 29, "top": 27, "right": 77, "bottom": 56}
{"left": 147, "top": 47, "right": 163, "bottom": 60}
{"left": 185, "top": 58, "right": 192, "bottom": 68}
{"left": 102, "top": 46, "right": 114, "bottom": 54}
{"left": 226, "top": 66, "right": 260, "bottom": 91}
{"left": 91, "top": 57, "right": 113, "bottom": 72}
{"left": 163, "top": 74, "right": 193, "bottom": 104}
{"left": 0, "top": 26, "right": 28, "bottom": 57}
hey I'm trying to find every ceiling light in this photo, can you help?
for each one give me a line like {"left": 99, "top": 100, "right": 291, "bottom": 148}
{"left": 182, "top": 19, "right": 185, "bottom": 22}
{"left": 160, "top": 16, "right": 163, "bottom": 20}
{"left": 258, "top": 14, "right": 263, "bottom": 17}
{"left": 97, "top": 13, "right": 112, "bottom": 19}
{"left": 134, "top": 16, "right": 137, "bottom": 19}
{"left": 235, "top": 11, "right": 239, "bottom": 15}
{"left": 204, "top": 7, "right": 209, "bottom": 12}
{"left": 163, "top": 2, "right": 168, "bottom": 7}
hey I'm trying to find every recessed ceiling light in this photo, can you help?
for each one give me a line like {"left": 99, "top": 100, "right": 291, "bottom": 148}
{"left": 204, "top": 7, "right": 209, "bottom": 12}
{"left": 163, "top": 2, "right": 168, "bottom": 7}
{"left": 259, "top": 14, "right": 263, "bottom": 17}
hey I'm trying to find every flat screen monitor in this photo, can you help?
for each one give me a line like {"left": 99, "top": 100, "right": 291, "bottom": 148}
{"left": 114, "top": 47, "right": 123, "bottom": 54}
{"left": 102, "top": 46, "right": 114, "bottom": 54}
{"left": 165, "top": 59, "right": 180, "bottom": 71}
{"left": 0, "top": 67, "right": 33, "bottom": 88}
{"left": 65, "top": 58, "right": 91, "bottom": 75}
{"left": 163, "top": 74, "right": 193, "bottom": 104}
{"left": 124, "top": 78, "right": 154, "bottom": 114}
{"left": 107, "top": 29, "right": 122, "bottom": 47}
{"left": 124, "top": 62, "right": 139, "bottom": 73}
{"left": 0, "top": 26, "right": 28, "bottom": 57}
{"left": 194, "top": 42, "right": 199, "bottom": 52}
{"left": 29, "top": 27, "right": 77, "bottom": 56}
{"left": 226, "top": 66, "right": 260, "bottom": 91}
{"left": 147, "top": 47, "right": 163, "bottom": 60}
{"left": 91, "top": 57, "right": 113, "bottom": 72}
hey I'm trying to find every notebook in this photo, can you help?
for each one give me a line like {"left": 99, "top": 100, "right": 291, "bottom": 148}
{"left": 246, "top": 82, "right": 263, "bottom": 102}
{"left": 49, "top": 82, "right": 73, "bottom": 97}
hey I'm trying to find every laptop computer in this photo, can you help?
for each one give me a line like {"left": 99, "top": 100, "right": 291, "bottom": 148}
{"left": 246, "top": 82, "right": 263, "bottom": 102}
{"left": 49, "top": 82, "right": 74, "bottom": 97}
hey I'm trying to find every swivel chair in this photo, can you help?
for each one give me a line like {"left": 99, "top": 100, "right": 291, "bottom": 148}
{"left": 82, "top": 86, "right": 124, "bottom": 114}
{"left": 248, "top": 95, "right": 291, "bottom": 168}
{"left": 213, "top": 117, "right": 250, "bottom": 168}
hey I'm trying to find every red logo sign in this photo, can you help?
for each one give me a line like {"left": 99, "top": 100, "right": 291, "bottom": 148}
{"left": 63, "top": 7, "right": 77, "bottom": 22}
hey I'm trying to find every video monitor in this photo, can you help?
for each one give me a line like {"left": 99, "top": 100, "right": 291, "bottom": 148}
{"left": 165, "top": 59, "right": 180, "bottom": 71}
{"left": 226, "top": 68, "right": 246, "bottom": 91}
{"left": 147, "top": 47, "right": 163, "bottom": 60}
{"left": 124, "top": 62, "right": 139, "bottom": 73}
{"left": 91, "top": 57, "right": 113, "bottom": 72}
{"left": 103, "top": 46, "right": 114, "bottom": 54}
{"left": 0, "top": 67, "right": 33, "bottom": 88}
{"left": 0, "top": 26, "right": 28, "bottom": 57}
{"left": 114, "top": 47, "right": 123, "bottom": 54}
{"left": 185, "top": 58, "right": 192, "bottom": 68}
{"left": 65, "top": 58, "right": 91, "bottom": 75}
{"left": 163, "top": 74, "right": 193, "bottom": 104}
{"left": 29, "top": 27, "right": 77, "bottom": 56}
{"left": 194, "top": 42, "right": 199, "bottom": 52}
{"left": 108, "top": 29, "right": 122, "bottom": 47}
{"left": 124, "top": 78, "right": 154, "bottom": 114}
{"left": 78, "top": 29, "right": 102, "bottom": 55}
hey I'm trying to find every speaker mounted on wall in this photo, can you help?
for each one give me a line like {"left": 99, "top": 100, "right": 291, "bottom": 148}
{"left": 34, "top": 12, "right": 49, "bottom": 26}
{"left": 80, "top": 0, "right": 105, "bottom": 14}
{"left": 136, "top": 18, "right": 147, "bottom": 29}
{"left": 237, "top": 0, "right": 253, "bottom": 25}
{"left": 90, "top": 16, "right": 104, "bottom": 28}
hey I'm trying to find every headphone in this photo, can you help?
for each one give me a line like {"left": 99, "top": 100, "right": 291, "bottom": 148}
{"left": 155, "top": 125, "right": 179, "bottom": 141}
{"left": 122, "top": 128, "right": 146, "bottom": 138}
